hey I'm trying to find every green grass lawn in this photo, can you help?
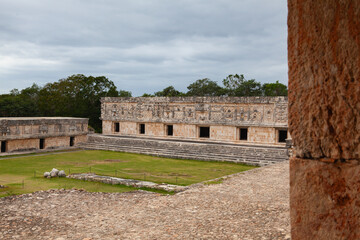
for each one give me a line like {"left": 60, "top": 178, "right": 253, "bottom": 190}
{"left": 0, "top": 150, "right": 256, "bottom": 197}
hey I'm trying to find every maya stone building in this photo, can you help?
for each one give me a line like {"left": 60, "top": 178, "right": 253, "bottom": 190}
{"left": 79, "top": 96, "right": 290, "bottom": 166}
{"left": 0, "top": 117, "right": 88, "bottom": 153}
{"left": 101, "top": 96, "right": 289, "bottom": 146}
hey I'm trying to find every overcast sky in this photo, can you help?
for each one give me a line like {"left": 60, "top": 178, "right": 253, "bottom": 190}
{"left": 0, "top": 0, "right": 288, "bottom": 96}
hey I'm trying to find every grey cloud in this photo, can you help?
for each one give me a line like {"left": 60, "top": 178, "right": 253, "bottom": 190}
{"left": 0, "top": 0, "right": 288, "bottom": 96}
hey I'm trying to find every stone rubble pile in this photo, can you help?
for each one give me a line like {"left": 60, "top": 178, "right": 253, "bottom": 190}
{"left": 44, "top": 168, "right": 66, "bottom": 178}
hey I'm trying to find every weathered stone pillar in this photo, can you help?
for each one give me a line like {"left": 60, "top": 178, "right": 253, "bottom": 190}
{"left": 288, "top": 1, "right": 360, "bottom": 239}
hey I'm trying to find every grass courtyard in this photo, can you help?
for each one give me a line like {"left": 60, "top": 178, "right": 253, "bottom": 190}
{"left": 0, "top": 150, "right": 256, "bottom": 197}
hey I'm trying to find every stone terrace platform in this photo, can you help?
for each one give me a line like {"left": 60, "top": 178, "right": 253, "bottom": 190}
{"left": 0, "top": 161, "right": 290, "bottom": 240}
{"left": 79, "top": 134, "right": 288, "bottom": 166}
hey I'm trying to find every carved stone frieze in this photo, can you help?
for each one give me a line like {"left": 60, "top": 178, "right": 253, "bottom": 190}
{"left": 101, "top": 96, "right": 288, "bottom": 127}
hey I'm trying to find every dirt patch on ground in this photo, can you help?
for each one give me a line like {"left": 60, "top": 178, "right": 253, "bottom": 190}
{"left": 92, "top": 159, "right": 130, "bottom": 164}
{"left": 59, "top": 159, "right": 129, "bottom": 166}
{"left": 103, "top": 159, "right": 129, "bottom": 163}
{"left": 0, "top": 161, "right": 290, "bottom": 240}
{"left": 168, "top": 172, "right": 192, "bottom": 177}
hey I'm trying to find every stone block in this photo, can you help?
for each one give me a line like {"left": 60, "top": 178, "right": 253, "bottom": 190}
{"left": 290, "top": 158, "right": 360, "bottom": 240}
{"left": 288, "top": 0, "right": 360, "bottom": 159}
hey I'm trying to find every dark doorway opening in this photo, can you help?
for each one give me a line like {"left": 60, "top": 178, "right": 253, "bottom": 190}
{"left": 39, "top": 139, "right": 45, "bottom": 149}
{"left": 240, "top": 128, "right": 248, "bottom": 140}
{"left": 1, "top": 141, "right": 6, "bottom": 153}
{"left": 70, "top": 136, "right": 75, "bottom": 147}
{"left": 114, "top": 122, "right": 120, "bottom": 133}
{"left": 139, "top": 124, "right": 145, "bottom": 134}
{"left": 167, "top": 125, "right": 173, "bottom": 136}
{"left": 278, "top": 130, "right": 287, "bottom": 143}
{"left": 199, "top": 127, "right": 210, "bottom": 138}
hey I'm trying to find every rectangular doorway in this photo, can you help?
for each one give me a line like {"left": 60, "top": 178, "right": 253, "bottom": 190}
{"left": 1, "top": 141, "right": 6, "bottom": 153}
{"left": 139, "top": 124, "right": 145, "bottom": 134}
{"left": 199, "top": 127, "right": 210, "bottom": 138}
{"left": 114, "top": 122, "right": 120, "bottom": 133}
{"left": 167, "top": 125, "right": 173, "bottom": 136}
{"left": 39, "top": 138, "right": 45, "bottom": 149}
{"left": 239, "top": 128, "right": 248, "bottom": 141}
{"left": 70, "top": 136, "right": 75, "bottom": 147}
{"left": 278, "top": 130, "right": 288, "bottom": 143}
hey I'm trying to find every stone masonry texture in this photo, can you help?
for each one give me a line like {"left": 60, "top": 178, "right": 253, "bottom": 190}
{"left": 101, "top": 96, "right": 288, "bottom": 128}
{"left": 288, "top": 0, "right": 360, "bottom": 160}
{"left": 290, "top": 158, "right": 360, "bottom": 240}
{"left": 0, "top": 117, "right": 88, "bottom": 140}
{"left": 0, "top": 117, "right": 88, "bottom": 152}
{"left": 288, "top": 0, "right": 360, "bottom": 239}
{"left": 101, "top": 96, "right": 288, "bottom": 145}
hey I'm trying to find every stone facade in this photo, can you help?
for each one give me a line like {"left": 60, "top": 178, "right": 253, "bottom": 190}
{"left": 288, "top": 0, "right": 360, "bottom": 239}
{"left": 0, "top": 117, "right": 88, "bottom": 153}
{"left": 101, "top": 96, "right": 289, "bottom": 146}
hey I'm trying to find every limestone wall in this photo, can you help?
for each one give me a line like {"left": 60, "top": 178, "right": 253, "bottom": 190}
{"left": 0, "top": 117, "right": 89, "bottom": 153}
{"left": 101, "top": 97, "right": 288, "bottom": 145}
{"left": 0, "top": 117, "right": 88, "bottom": 140}
{"left": 73, "top": 135, "right": 88, "bottom": 145}
{"left": 210, "top": 125, "right": 236, "bottom": 141}
{"left": 172, "top": 124, "right": 197, "bottom": 139}
{"left": 6, "top": 139, "right": 39, "bottom": 152}
{"left": 101, "top": 96, "right": 287, "bottom": 127}
{"left": 288, "top": 0, "right": 360, "bottom": 239}
{"left": 44, "top": 136, "right": 71, "bottom": 149}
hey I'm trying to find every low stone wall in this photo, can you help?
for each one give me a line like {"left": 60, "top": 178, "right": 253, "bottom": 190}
{"left": 6, "top": 138, "right": 39, "bottom": 152}
{"left": 68, "top": 173, "right": 186, "bottom": 192}
{"left": 82, "top": 134, "right": 288, "bottom": 166}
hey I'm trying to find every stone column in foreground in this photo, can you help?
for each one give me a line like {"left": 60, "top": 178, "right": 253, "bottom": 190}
{"left": 288, "top": 1, "right": 360, "bottom": 239}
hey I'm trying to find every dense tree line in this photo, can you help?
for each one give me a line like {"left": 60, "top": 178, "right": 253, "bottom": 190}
{"left": 0, "top": 74, "right": 287, "bottom": 132}
{"left": 143, "top": 74, "right": 287, "bottom": 97}
{"left": 0, "top": 74, "right": 127, "bottom": 132}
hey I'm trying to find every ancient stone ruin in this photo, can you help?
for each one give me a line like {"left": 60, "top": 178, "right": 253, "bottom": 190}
{"left": 288, "top": 0, "right": 359, "bottom": 239}
{"left": 0, "top": 117, "right": 88, "bottom": 153}
{"left": 76, "top": 96, "right": 291, "bottom": 166}
{"left": 101, "top": 96, "right": 288, "bottom": 145}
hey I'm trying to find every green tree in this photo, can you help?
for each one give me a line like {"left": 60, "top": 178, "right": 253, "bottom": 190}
{"left": 0, "top": 94, "right": 24, "bottom": 117}
{"left": 19, "top": 83, "right": 41, "bottom": 116}
{"left": 154, "top": 86, "right": 184, "bottom": 97}
{"left": 118, "top": 90, "right": 132, "bottom": 97}
{"left": 10, "top": 89, "right": 20, "bottom": 96}
{"left": 38, "top": 74, "right": 118, "bottom": 132}
{"left": 141, "top": 93, "right": 154, "bottom": 97}
{"left": 186, "top": 78, "right": 224, "bottom": 96}
{"left": 222, "top": 74, "right": 262, "bottom": 96}
{"left": 0, "top": 84, "right": 41, "bottom": 117}
{"left": 262, "top": 81, "right": 288, "bottom": 96}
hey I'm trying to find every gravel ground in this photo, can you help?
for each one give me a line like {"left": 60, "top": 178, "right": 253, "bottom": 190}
{"left": 0, "top": 161, "right": 290, "bottom": 240}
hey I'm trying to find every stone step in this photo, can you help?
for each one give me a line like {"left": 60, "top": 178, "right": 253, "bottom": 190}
{"left": 79, "top": 135, "right": 288, "bottom": 166}
{"left": 81, "top": 140, "right": 288, "bottom": 154}
{"left": 80, "top": 142, "right": 285, "bottom": 166}
{"left": 81, "top": 142, "right": 287, "bottom": 159}
{"left": 81, "top": 144, "right": 286, "bottom": 161}
{"left": 87, "top": 135, "right": 284, "bottom": 151}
